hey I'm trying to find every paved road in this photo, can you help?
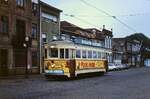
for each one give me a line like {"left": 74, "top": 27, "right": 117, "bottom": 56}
{"left": 0, "top": 67, "right": 150, "bottom": 99}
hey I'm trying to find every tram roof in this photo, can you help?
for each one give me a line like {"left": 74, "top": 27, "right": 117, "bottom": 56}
{"left": 46, "top": 40, "right": 112, "bottom": 53}
{"left": 48, "top": 40, "right": 74, "bottom": 45}
{"left": 45, "top": 40, "right": 75, "bottom": 49}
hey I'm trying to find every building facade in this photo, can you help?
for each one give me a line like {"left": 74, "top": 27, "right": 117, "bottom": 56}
{"left": 125, "top": 39, "right": 141, "bottom": 67}
{"left": 101, "top": 26, "right": 113, "bottom": 63}
{"left": 40, "top": 1, "right": 62, "bottom": 73}
{"left": 0, "top": 0, "right": 40, "bottom": 76}
{"left": 112, "top": 38, "right": 125, "bottom": 64}
{"left": 60, "top": 21, "right": 113, "bottom": 62}
{"left": 112, "top": 38, "right": 141, "bottom": 67}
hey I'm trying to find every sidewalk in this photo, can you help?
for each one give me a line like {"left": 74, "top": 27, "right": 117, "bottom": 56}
{"left": 0, "top": 74, "right": 45, "bottom": 81}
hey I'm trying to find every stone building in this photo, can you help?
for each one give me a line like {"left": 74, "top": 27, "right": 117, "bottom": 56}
{"left": 0, "top": 0, "right": 39, "bottom": 76}
{"left": 0, "top": 0, "right": 62, "bottom": 76}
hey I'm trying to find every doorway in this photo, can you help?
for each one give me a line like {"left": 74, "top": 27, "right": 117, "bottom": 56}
{"left": 0, "top": 49, "right": 8, "bottom": 76}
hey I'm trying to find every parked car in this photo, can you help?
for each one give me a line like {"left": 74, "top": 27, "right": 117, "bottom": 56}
{"left": 108, "top": 63, "right": 117, "bottom": 71}
{"left": 115, "top": 64, "right": 123, "bottom": 70}
{"left": 108, "top": 63, "right": 129, "bottom": 71}
{"left": 115, "top": 64, "right": 129, "bottom": 70}
{"left": 122, "top": 64, "right": 129, "bottom": 69}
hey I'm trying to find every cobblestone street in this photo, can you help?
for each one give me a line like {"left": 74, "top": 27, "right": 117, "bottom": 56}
{"left": 1, "top": 67, "right": 150, "bottom": 99}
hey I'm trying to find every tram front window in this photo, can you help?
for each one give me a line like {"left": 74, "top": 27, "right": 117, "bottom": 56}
{"left": 49, "top": 48, "right": 58, "bottom": 58}
{"left": 60, "top": 49, "right": 64, "bottom": 58}
{"left": 65, "top": 49, "right": 69, "bottom": 58}
{"left": 44, "top": 49, "right": 47, "bottom": 58}
{"left": 70, "top": 49, "right": 75, "bottom": 59}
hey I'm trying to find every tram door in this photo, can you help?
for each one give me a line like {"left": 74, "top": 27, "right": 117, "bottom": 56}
{"left": 0, "top": 49, "right": 8, "bottom": 76}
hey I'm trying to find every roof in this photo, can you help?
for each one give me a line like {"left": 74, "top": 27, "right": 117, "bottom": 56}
{"left": 113, "top": 38, "right": 126, "bottom": 42}
{"left": 61, "top": 21, "right": 105, "bottom": 40}
{"left": 40, "top": 1, "right": 62, "bottom": 12}
{"left": 112, "top": 38, "right": 126, "bottom": 49}
{"left": 85, "top": 28, "right": 105, "bottom": 40}
{"left": 102, "top": 29, "right": 113, "bottom": 37}
{"left": 61, "top": 21, "right": 86, "bottom": 31}
{"left": 47, "top": 40, "right": 111, "bottom": 52}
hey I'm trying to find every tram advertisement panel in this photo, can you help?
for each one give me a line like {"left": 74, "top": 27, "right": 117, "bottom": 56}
{"left": 44, "top": 59, "right": 70, "bottom": 73}
{"left": 76, "top": 60, "right": 105, "bottom": 70}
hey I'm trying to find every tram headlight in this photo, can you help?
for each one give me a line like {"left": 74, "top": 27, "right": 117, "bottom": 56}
{"left": 51, "top": 64, "right": 55, "bottom": 68}
{"left": 51, "top": 60, "right": 55, "bottom": 68}
{"left": 50, "top": 45, "right": 55, "bottom": 48}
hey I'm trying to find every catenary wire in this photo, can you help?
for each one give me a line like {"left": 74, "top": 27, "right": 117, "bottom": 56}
{"left": 79, "top": 0, "right": 137, "bottom": 33}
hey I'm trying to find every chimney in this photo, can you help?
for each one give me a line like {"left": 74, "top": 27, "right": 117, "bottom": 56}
{"left": 92, "top": 29, "right": 96, "bottom": 33}
{"left": 103, "top": 25, "right": 105, "bottom": 29}
{"left": 111, "top": 28, "right": 113, "bottom": 32}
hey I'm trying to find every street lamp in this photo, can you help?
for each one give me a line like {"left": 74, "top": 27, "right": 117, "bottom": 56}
{"left": 23, "top": 36, "right": 30, "bottom": 78}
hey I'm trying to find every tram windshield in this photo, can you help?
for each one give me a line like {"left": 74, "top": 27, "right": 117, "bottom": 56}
{"left": 60, "top": 49, "right": 64, "bottom": 58}
{"left": 49, "top": 48, "right": 58, "bottom": 58}
{"left": 48, "top": 48, "right": 74, "bottom": 59}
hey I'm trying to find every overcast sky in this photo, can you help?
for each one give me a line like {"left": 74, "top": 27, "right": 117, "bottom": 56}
{"left": 42, "top": 0, "right": 150, "bottom": 38}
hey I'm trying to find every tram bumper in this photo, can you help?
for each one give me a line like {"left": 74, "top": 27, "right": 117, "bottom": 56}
{"left": 44, "top": 70, "right": 71, "bottom": 78}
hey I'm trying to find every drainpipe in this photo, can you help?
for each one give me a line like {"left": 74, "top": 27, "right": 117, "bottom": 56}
{"left": 39, "top": 1, "right": 42, "bottom": 74}
{"left": 58, "top": 14, "right": 61, "bottom": 39}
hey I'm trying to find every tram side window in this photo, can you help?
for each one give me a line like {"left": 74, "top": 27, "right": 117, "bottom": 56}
{"left": 98, "top": 52, "right": 101, "bottom": 59}
{"left": 49, "top": 48, "right": 58, "bottom": 58}
{"left": 102, "top": 53, "right": 106, "bottom": 59}
{"left": 65, "top": 49, "right": 69, "bottom": 58}
{"left": 82, "top": 50, "right": 87, "bottom": 58}
{"left": 70, "top": 49, "right": 75, "bottom": 59}
{"left": 93, "top": 51, "right": 97, "bottom": 58}
{"left": 60, "top": 49, "right": 64, "bottom": 58}
{"left": 88, "top": 51, "right": 92, "bottom": 58}
{"left": 44, "top": 49, "right": 47, "bottom": 58}
{"left": 76, "top": 49, "right": 81, "bottom": 58}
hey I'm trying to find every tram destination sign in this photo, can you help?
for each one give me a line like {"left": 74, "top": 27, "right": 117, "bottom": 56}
{"left": 74, "top": 38, "right": 101, "bottom": 47}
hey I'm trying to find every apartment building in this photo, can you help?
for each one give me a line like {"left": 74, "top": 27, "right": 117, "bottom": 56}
{"left": 0, "top": 0, "right": 40, "bottom": 76}
{"left": 40, "top": 1, "right": 62, "bottom": 73}
{"left": 60, "top": 21, "right": 113, "bottom": 62}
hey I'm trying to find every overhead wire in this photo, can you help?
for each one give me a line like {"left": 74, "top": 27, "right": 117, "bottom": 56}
{"left": 63, "top": 13, "right": 101, "bottom": 29}
{"left": 69, "top": 12, "right": 150, "bottom": 18}
{"left": 79, "top": 0, "right": 138, "bottom": 33}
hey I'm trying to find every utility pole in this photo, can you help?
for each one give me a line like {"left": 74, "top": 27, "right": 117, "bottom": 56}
{"left": 39, "top": 0, "right": 42, "bottom": 74}
{"left": 23, "top": 36, "right": 31, "bottom": 78}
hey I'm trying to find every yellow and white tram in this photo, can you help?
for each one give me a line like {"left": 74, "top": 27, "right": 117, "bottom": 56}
{"left": 44, "top": 40, "right": 109, "bottom": 78}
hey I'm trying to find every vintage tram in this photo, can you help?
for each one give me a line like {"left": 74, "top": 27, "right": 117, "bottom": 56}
{"left": 44, "top": 40, "right": 109, "bottom": 78}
